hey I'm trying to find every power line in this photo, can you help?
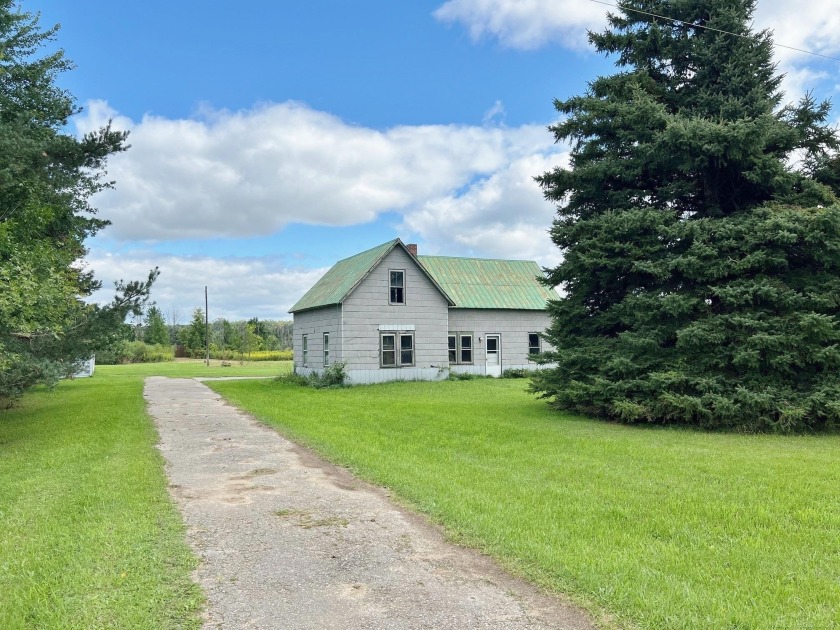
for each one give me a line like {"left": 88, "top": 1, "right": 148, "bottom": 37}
{"left": 588, "top": 0, "right": 840, "bottom": 63}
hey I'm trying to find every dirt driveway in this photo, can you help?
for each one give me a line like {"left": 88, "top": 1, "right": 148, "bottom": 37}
{"left": 145, "top": 377, "right": 595, "bottom": 629}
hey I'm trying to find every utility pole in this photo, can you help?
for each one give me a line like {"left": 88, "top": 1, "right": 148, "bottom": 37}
{"left": 205, "top": 286, "right": 210, "bottom": 367}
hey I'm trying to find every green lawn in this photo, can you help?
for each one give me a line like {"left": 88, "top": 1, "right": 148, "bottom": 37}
{"left": 209, "top": 377, "right": 840, "bottom": 630}
{"left": 0, "top": 360, "right": 290, "bottom": 629}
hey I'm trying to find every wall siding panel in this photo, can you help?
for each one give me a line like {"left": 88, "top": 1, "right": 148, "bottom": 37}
{"left": 447, "top": 309, "right": 553, "bottom": 374}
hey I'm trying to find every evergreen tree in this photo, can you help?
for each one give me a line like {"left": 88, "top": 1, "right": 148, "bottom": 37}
{"left": 185, "top": 308, "right": 206, "bottom": 356}
{"left": 144, "top": 305, "right": 170, "bottom": 346}
{"left": 532, "top": 0, "right": 840, "bottom": 431}
{"left": 0, "top": 2, "right": 156, "bottom": 406}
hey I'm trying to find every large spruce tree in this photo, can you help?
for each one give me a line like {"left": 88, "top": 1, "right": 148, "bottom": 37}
{"left": 532, "top": 0, "right": 840, "bottom": 431}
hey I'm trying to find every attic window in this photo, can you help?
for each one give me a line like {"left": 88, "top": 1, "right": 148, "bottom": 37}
{"left": 389, "top": 270, "right": 405, "bottom": 304}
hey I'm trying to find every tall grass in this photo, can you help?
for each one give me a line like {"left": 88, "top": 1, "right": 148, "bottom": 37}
{"left": 210, "top": 378, "right": 840, "bottom": 629}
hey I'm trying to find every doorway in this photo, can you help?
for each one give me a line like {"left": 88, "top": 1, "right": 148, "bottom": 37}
{"left": 485, "top": 334, "right": 501, "bottom": 377}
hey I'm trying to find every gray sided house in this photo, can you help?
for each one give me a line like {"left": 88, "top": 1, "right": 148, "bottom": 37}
{"left": 289, "top": 239, "right": 557, "bottom": 384}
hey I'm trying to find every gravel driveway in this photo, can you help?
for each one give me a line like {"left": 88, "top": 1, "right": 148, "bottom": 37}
{"left": 145, "top": 377, "right": 595, "bottom": 630}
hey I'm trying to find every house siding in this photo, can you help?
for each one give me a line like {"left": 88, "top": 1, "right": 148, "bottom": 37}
{"left": 341, "top": 247, "right": 450, "bottom": 382}
{"left": 293, "top": 305, "right": 342, "bottom": 370}
{"left": 447, "top": 309, "right": 552, "bottom": 375}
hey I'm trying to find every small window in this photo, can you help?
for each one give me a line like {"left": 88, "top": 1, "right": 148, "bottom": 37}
{"left": 460, "top": 334, "right": 472, "bottom": 364}
{"left": 528, "top": 333, "right": 541, "bottom": 357}
{"left": 389, "top": 270, "right": 405, "bottom": 304}
{"left": 448, "top": 332, "right": 474, "bottom": 364}
{"left": 381, "top": 334, "right": 396, "bottom": 366}
{"left": 323, "top": 333, "right": 330, "bottom": 367}
{"left": 381, "top": 331, "right": 414, "bottom": 367}
{"left": 400, "top": 334, "right": 414, "bottom": 366}
{"left": 302, "top": 334, "right": 308, "bottom": 367}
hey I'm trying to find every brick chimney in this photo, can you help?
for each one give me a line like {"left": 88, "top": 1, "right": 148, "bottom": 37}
{"left": 406, "top": 243, "right": 418, "bottom": 257}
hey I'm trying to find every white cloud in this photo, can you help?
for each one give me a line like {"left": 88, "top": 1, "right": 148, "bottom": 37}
{"left": 754, "top": 0, "right": 840, "bottom": 65}
{"left": 401, "top": 152, "right": 568, "bottom": 266}
{"left": 432, "top": 0, "right": 840, "bottom": 101}
{"left": 84, "top": 249, "right": 325, "bottom": 321}
{"left": 77, "top": 100, "right": 557, "bottom": 242}
{"left": 434, "top": 0, "right": 605, "bottom": 50}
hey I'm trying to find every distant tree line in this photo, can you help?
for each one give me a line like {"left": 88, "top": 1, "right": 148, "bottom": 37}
{"left": 98, "top": 305, "right": 293, "bottom": 363}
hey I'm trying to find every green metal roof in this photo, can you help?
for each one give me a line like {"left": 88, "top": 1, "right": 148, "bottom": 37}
{"left": 290, "top": 239, "right": 557, "bottom": 313}
{"left": 417, "top": 255, "right": 557, "bottom": 310}
{"left": 289, "top": 240, "right": 399, "bottom": 313}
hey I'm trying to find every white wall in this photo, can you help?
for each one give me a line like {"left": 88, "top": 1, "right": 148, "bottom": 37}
{"left": 341, "top": 247, "right": 450, "bottom": 371}
{"left": 293, "top": 305, "right": 341, "bottom": 370}
{"left": 448, "top": 309, "right": 552, "bottom": 374}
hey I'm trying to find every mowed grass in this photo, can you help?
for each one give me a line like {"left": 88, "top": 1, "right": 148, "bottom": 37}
{"left": 97, "top": 358, "right": 292, "bottom": 380}
{"left": 0, "top": 360, "right": 289, "bottom": 628}
{"left": 209, "top": 378, "right": 840, "bottom": 629}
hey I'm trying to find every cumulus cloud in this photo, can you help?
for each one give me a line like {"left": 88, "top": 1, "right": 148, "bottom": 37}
{"left": 432, "top": 0, "right": 840, "bottom": 101}
{"left": 84, "top": 249, "right": 325, "bottom": 321}
{"left": 434, "top": 0, "right": 605, "bottom": 50}
{"left": 77, "top": 100, "right": 556, "bottom": 242}
{"left": 402, "top": 152, "right": 568, "bottom": 266}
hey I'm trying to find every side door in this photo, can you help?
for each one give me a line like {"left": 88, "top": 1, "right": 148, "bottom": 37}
{"left": 485, "top": 334, "right": 501, "bottom": 377}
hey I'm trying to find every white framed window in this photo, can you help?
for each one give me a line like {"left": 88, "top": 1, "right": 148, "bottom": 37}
{"left": 323, "top": 333, "right": 330, "bottom": 367}
{"left": 381, "top": 331, "right": 414, "bottom": 367}
{"left": 448, "top": 332, "right": 473, "bottom": 364}
{"left": 389, "top": 269, "right": 405, "bottom": 304}
{"left": 528, "top": 333, "right": 541, "bottom": 358}
{"left": 302, "top": 334, "right": 308, "bottom": 367}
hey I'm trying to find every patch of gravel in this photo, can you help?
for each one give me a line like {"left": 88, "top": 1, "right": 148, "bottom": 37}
{"left": 144, "top": 377, "right": 596, "bottom": 630}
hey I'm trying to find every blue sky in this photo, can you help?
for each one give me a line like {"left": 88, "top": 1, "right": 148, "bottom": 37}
{"left": 28, "top": 0, "right": 840, "bottom": 321}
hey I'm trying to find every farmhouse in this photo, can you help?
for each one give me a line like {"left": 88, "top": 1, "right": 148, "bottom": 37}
{"left": 290, "top": 239, "right": 558, "bottom": 384}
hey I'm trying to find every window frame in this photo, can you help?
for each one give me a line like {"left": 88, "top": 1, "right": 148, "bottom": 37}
{"left": 323, "top": 332, "right": 330, "bottom": 367}
{"left": 460, "top": 333, "right": 473, "bottom": 364}
{"left": 447, "top": 334, "right": 457, "bottom": 364}
{"left": 380, "top": 331, "right": 414, "bottom": 368}
{"left": 302, "top": 334, "right": 308, "bottom": 367}
{"left": 528, "top": 332, "right": 541, "bottom": 359}
{"left": 389, "top": 269, "right": 405, "bottom": 305}
{"left": 448, "top": 331, "right": 474, "bottom": 365}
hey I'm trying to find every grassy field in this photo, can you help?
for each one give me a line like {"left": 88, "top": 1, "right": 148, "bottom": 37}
{"left": 209, "top": 377, "right": 840, "bottom": 629}
{"left": 0, "top": 360, "right": 290, "bottom": 628}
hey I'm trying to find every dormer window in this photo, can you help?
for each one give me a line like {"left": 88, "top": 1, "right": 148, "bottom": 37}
{"left": 389, "top": 270, "right": 405, "bottom": 304}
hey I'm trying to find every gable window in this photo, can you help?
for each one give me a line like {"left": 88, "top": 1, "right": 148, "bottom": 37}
{"left": 528, "top": 333, "right": 541, "bottom": 358}
{"left": 448, "top": 332, "right": 473, "bottom": 364}
{"left": 381, "top": 331, "right": 414, "bottom": 367}
{"left": 323, "top": 333, "right": 330, "bottom": 367}
{"left": 302, "top": 334, "right": 308, "bottom": 367}
{"left": 389, "top": 270, "right": 405, "bottom": 304}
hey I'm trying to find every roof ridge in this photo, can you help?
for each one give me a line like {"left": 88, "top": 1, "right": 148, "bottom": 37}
{"left": 336, "top": 238, "right": 400, "bottom": 264}
{"left": 418, "top": 254, "right": 539, "bottom": 264}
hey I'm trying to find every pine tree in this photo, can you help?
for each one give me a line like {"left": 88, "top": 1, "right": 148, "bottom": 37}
{"left": 144, "top": 305, "right": 170, "bottom": 346}
{"left": 532, "top": 0, "right": 840, "bottom": 431}
{"left": 0, "top": 3, "right": 156, "bottom": 406}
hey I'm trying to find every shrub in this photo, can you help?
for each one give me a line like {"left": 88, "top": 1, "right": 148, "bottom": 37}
{"left": 97, "top": 341, "right": 174, "bottom": 365}
{"left": 209, "top": 349, "right": 292, "bottom": 362}
{"left": 276, "top": 363, "right": 349, "bottom": 389}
